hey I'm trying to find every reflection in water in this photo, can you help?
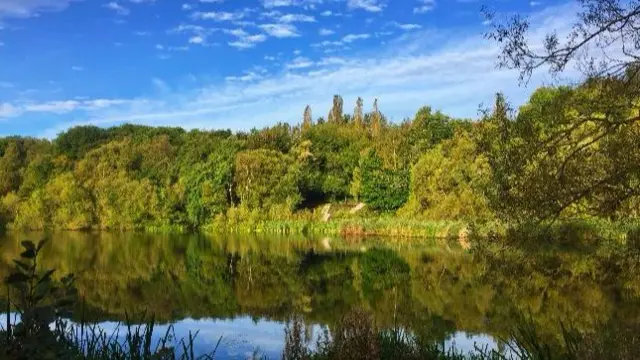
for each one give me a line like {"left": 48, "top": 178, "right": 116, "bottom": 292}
{"left": 0, "top": 231, "right": 638, "bottom": 358}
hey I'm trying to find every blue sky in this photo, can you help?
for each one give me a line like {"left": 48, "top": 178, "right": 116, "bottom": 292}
{"left": 0, "top": 0, "right": 575, "bottom": 137}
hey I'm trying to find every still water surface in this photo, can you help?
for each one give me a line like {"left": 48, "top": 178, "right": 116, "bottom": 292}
{"left": 0, "top": 232, "right": 637, "bottom": 358}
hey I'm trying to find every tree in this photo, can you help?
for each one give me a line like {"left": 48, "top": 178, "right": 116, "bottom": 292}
{"left": 409, "top": 106, "right": 456, "bottom": 157}
{"left": 402, "top": 131, "right": 492, "bottom": 221}
{"left": 234, "top": 149, "right": 301, "bottom": 210}
{"left": 353, "top": 97, "right": 364, "bottom": 127}
{"left": 246, "top": 123, "right": 293, "bottom": 153}
{"left": 303, "top": 105, "right": 313, "bottom": 132}
{"left": 183, "top": 144, "right": 236, "bottom": 227}
{"left": 55, "top": 126, "right": 108, "bottom": 160}
{"left": 484, "top": 0, "right": 640, "bottom": 83}
{"left": 328, "top": 95, "right": 344, "bottom": 124}
{"left": 480, "top": 87, "right": 640, "bottom": 223}
{"left": 371, "top": 99, "right": 382, "bottom": 137}
{"left": 0, "top": 141, "right": 24, "bottom": 196}
{"left": 45, "top": 173, "right": 94, "bottom": 230}
{"left": 359, "top": 149, "right": 409, "bottom": 211}
{"left": 483, "top": 0, "right": 640, "bottom": 222}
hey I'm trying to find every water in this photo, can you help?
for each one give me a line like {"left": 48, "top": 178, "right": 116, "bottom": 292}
{"left": 0, "top": 231, "right": 638, "bottom": 358}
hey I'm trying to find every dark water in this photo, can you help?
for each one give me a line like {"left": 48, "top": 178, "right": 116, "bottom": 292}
{"left": 0, "top": 232, "right": 638, "bottom": 358}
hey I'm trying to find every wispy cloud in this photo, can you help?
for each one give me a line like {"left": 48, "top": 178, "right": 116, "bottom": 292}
{"left": 228, "top": 34, "right": 267, "bottom": 49}
{"left": 188, "top": 35, "right": 205, "bottom": 44}
{"left": 104, "top": 2, "right": 130, "bottom": 15}
{"left": 286, "top": 56, "right": 314, "bottom": 69}
{"left": 261, "top": 0, "right": 323, "bottom": 9}
{"left": 225, "top": 71, "right": 263, "bottom": 82}
{"left": 347, "top": 0, "right": 384, "bottom": 12}
{"left": 191, "top": 10, "right": 246, "bottom": 21}
{"left": 259, "top": 23, "right": 300, "bottom": 38}
{"left": 390, "top": 22, "right": 422, "bottom": 30}
{"left": 277, "top": 13, "right": 315, "bottom": 23}
{"left": 319, "top": 28, "right": 335, "bottom": 36}
{"left": 0, "top": 0, "right": 77, "bottom": 19}
{"left": 342, "top": 33, "right": 370, "bottom": 43}
{"left": 71, "top": 65, "right": 84, "bottom": 71}
{"left": 414, "top": 0, "right": 435, "bottom": 14}
{"left": 0, "top": 98, "right": 138, "bottom": 119}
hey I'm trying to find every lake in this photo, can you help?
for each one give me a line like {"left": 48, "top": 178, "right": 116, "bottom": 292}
{"left": 0, "top": 231, "right": 638, "bottom": 359}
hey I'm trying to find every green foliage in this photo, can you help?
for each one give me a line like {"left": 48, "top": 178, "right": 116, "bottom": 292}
{"left": 479, "top": 81, "right": 640, "bottom": 224}
{"left": 0, "top": 87, "right": 637, "bottom": 232}
{"left": 402, "top": 131, "right": 492, "bottom": 221}
{"left": 360, "top": 149, "right": 409, "bottom": 211}
{"left": 235, "top": 149, "right": 302, "bottom": 210}
{"left": 55, "top": 126, "right": 108, "bottom": 160}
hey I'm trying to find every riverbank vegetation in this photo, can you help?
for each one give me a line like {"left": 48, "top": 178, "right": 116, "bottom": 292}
{"left": 0, "top": 76, "right": 638, "bottom": 237}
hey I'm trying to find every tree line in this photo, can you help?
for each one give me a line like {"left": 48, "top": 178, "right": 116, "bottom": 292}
{"left": 0, "top": 77, "right": 638, "bottom": 232}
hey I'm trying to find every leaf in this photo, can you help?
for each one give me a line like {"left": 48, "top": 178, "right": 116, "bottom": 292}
{"left": 37, "top": 269, "right": 56, "bottom": 285}
{"left": 20, "top": 248, "right": 36, "bottom": 259}
{"left": 6, "top": 273, "right": 30, "bottom": 284}
{"left": 20, "top": 240, "right": 35, "bottom": 250}
{"left": 36, "top": 239, "right": 48, "bottom": 252}
{"left": 12, "top": 260, "right": 31, "bottom": 272}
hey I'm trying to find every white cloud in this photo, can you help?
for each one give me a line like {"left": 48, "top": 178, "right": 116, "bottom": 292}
{"left": 259, "top": 23, "right": 300, "bottom": 38}
{"left": 317, "top": 56, "right": 347, "bottom": 66}
{"left": 391, "top": 22, "right": 422, "bottom": 30}
{"left": 225, "top": 71, "right": 263, "bottom": 82}
{"left": 286, "top": 56, "right": 314, "bottom": 69}
{"left": 199, "top": 0, "right": 224, "bottom": 3}
{"left": 71, "top": 65, "right": 84, "bottom": 71}
{"left": 530, "top": 1, "right": 541, "bottom": 6}
{"left": 413, "top": 0, "right": 435, "bottom": 14}
{"left": 133, "top": 30, "right": 150, "bottom": 36}
{"left": 347, "top": 0, "right": 384, "bottom": 12}
{"left": 311, "top": 39, "right": 344, "bottom": 48}
{"left": 319, "top": 28, "right": 334, "bottom": 36}
{"left": 155, "top": 44, "right": 164, "bottom": 50}
{"left": 224, "top": 28, "right": 268, "bottom": 49}
{"left": 167, "top": 45, "right": 189, "bottom": 51}
{"left": 129, "top": 0, "right": 156, "bottom": 3}
{"left": 342, "top": 33, "right": 370, "bottom": 43}
{"left": 189, "top": 35, "right": 204, "bottom": 44}
{"left": 0, "top": 0, "right": 76, "bottom": 19}
{"left": 0, "top": 98, "right": 136, "bottom": 118}
{"left": 261, "top": 0, "right": 322, "bottom": 9}
{"left": 192, "top": 11, "right": 246, "bottom": 21}
{"left": 0, "top": 103, "right": 19, "bottom": 117}
{"left": 228, "top": 34, "right": 267, "bottom": 49}
{"left": 320, "top": 10, "right": 332, "bottom": 16}
{"left": 277, "top": 13, "right": 315, "bottom": 23}
{"left": 264, "top": 55, "right": 276, "bottom": 61}
{"left": 182, "top": 3, "right": 192, "bottom": 10}
{"left": 104, "top": 2, "right": 130, "bottom": 15}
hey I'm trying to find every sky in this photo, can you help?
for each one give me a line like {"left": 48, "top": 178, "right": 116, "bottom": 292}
{"left": 0, "top": 0, "right": 578, "bottom": 138}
